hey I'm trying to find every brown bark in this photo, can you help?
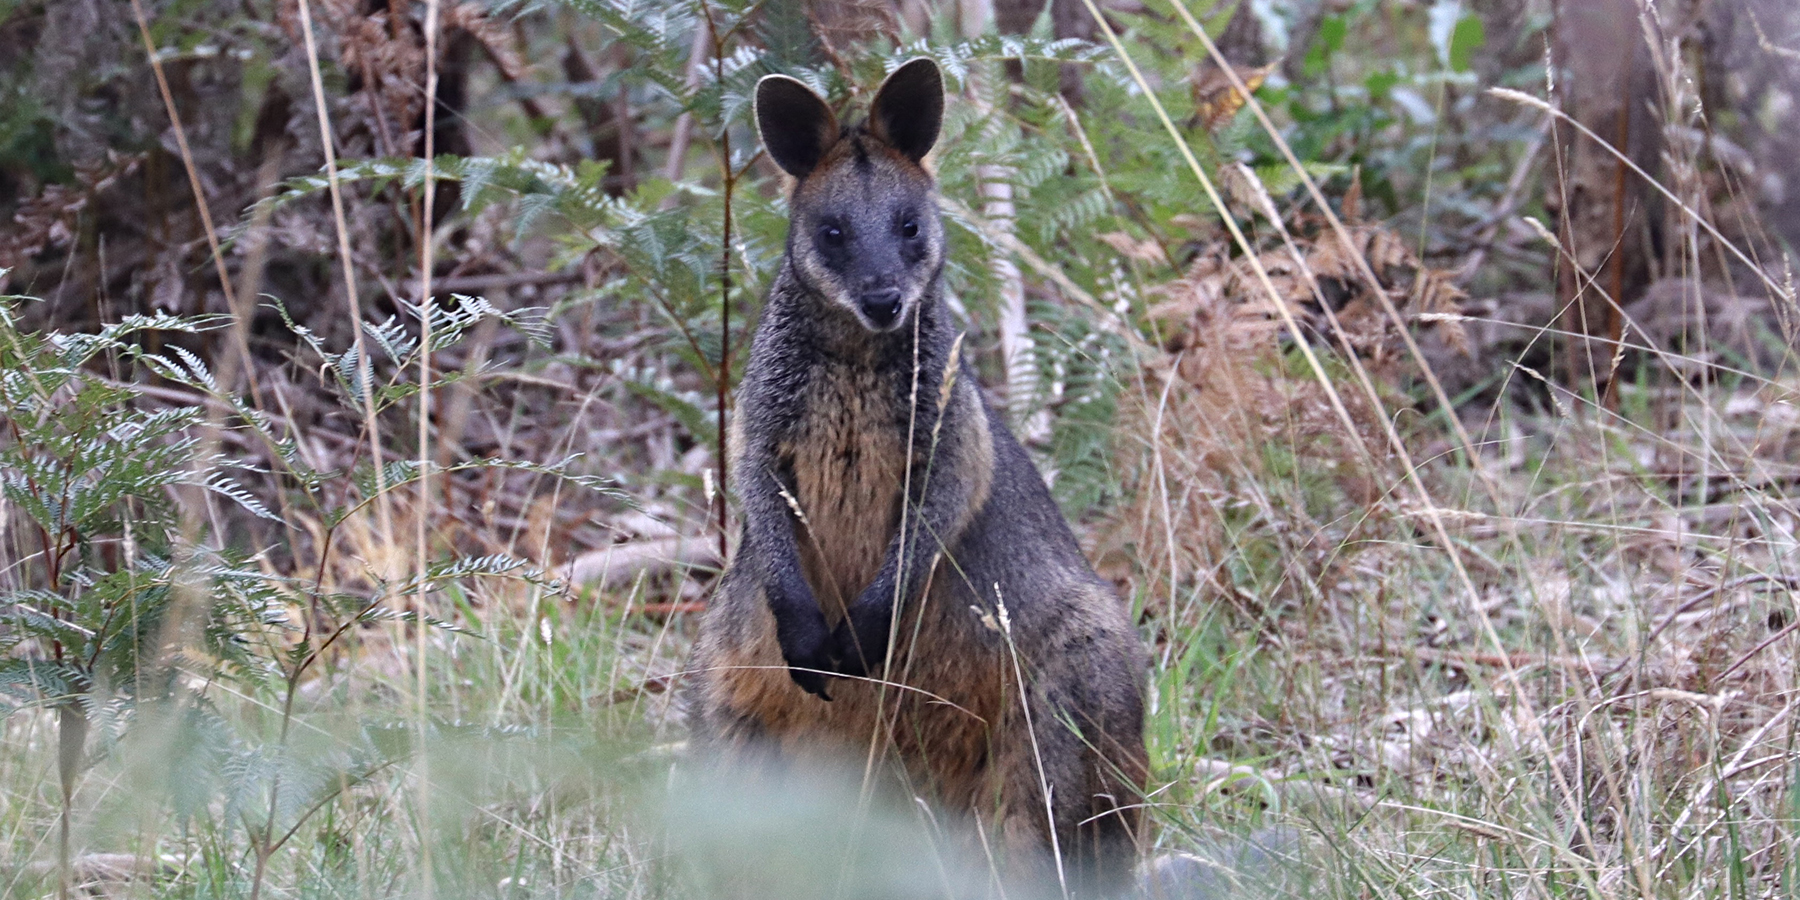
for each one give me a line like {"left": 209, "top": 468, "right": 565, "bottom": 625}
{"left": 1215, "top": 0, "right": 1266, "bottom": 68}
{"left": 1547, "top": 0, "right": 1662, "bottom": 402}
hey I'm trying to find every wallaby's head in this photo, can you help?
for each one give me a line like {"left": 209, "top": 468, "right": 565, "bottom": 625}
{"left": 755, "top": 58, "right": 945, "bottom": 333}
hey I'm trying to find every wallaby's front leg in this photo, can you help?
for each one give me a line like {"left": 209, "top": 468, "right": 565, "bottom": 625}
{"left": 741, "top": 453, "right": 838, "bottom": 700}
{"left": 765, "top": 548, "right": 836, "bottom": 700}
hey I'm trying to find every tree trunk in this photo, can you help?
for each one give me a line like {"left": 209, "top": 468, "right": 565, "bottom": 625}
{"left": 56, "top": 702, "right": 88, "bottom": 900}
{"left": 1546, "top": 0, "right": 1662, "bottom": 402}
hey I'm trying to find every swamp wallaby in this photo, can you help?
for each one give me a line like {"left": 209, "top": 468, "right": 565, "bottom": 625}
{"left": 686, "top": 58, "right": 1148, "bottom": 895}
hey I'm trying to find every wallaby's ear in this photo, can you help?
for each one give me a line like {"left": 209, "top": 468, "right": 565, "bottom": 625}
{"left": 756, "top": 74, "right": 839, "bottom": 179}
{"left": 867, "top": 58, "right": 944, "bottom": 164}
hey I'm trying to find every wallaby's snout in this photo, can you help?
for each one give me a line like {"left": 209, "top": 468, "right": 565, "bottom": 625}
{"left": 858, "top": 286, "right": 902, "bottom": 329}
{"left": 855, "top": 271, "right": 903, "bottom": 329}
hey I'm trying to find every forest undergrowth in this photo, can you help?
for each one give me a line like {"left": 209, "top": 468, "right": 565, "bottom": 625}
{"left": 3, "top": 0, "right": 1799, "bottom": 898}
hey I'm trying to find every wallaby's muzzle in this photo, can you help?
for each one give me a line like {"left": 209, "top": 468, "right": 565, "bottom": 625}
{"left": 858, "top": 288, "right": 903, "bottom": 329}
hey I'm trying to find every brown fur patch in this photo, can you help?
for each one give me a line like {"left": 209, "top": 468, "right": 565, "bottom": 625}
{"left": 699, "top": 560, "right": 1017, "bottom": 809}
{"left": 783, "top": 359, "right": 906, "bottom": 617}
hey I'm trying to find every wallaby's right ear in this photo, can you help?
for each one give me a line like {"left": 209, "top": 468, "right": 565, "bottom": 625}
{"left": 755, "top": 75, "right": 839, "bottom": 180}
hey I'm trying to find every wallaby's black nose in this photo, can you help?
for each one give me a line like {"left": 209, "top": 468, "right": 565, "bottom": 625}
{"left": 858, "top": 289, "right": 902, "bottom": 328}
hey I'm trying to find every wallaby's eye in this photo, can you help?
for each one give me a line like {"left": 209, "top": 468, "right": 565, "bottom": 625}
{"left": 901, "top": 219, "right": 920, "bottom": 239}
{"left": 818, "top": 224, "right": 845, "bottom": 246}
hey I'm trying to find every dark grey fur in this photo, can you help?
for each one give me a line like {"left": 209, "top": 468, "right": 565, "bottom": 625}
{"left": 686, "top": 58, "right": 1148, "bottom": 896}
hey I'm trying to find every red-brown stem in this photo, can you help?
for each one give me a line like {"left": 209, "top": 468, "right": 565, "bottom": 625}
{"left": 709, "top": 7, "right": 732, "bottom": 563}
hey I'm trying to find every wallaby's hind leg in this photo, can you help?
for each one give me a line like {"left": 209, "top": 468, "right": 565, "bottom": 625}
{"left": 1071, "top": 728, "right": 1147, "bottom": 896}
{"left": 983, "top": 605, "right": 1146, "bottom": 897}
{"left": 989, "top": 692, "right": 1140, "bottom": 897}
{"left": 686, "top": 575, "right": 804, "bottom": 753}
{"left": 1073, "top": 647, "right": 1150, "bottom": 895}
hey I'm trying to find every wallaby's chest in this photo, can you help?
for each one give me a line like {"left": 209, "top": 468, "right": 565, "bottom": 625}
{"left": 781, "top": 360, "right": 908, "bottom": 616}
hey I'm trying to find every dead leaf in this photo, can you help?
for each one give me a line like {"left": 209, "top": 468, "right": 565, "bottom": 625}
{"left": 1098, "top": 231, "right": 1170, "bottom": 265}
{"left": 1191, "top": 61, "right": 1276, "bottom": 133}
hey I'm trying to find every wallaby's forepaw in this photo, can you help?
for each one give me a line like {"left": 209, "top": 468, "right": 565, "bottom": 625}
{"left": 830, "top": 604, "right": 891, "bottom": 679}
{"left": 779, "top": 631, "right": 835, "bottom": 700}
{"left": 768, "top": 580, "right": 837, "bottom": 700}
{"left": 788, "top": 665, "right": 833, "bottom": 700}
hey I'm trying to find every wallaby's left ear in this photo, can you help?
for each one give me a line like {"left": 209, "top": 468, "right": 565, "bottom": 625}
{"left": 867, "top": 57, "right": 944, "bottom": 164}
